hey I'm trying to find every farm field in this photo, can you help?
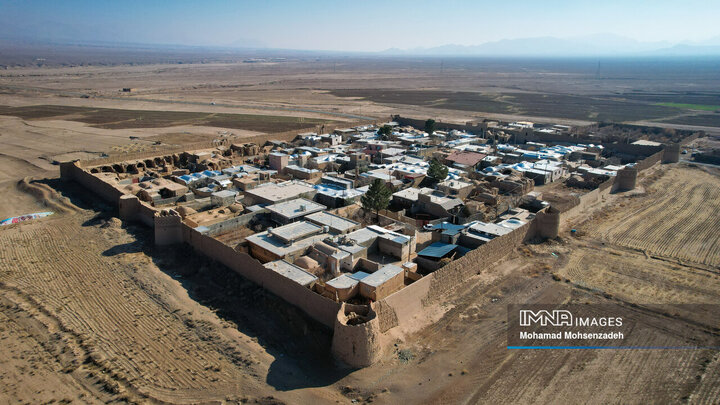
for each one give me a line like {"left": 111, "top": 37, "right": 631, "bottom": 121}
{"left": 2, "top": 56, "right": 720, "bottom": 131}
{"left": 330, "top": 89, "right": 686, "bottom": 122}
{"left": 0, "top": 188, "right": 345, "bottom": 404}
{"left": 664, "top": 114, "right": 720, "bottom": 128}
{"left": 0, "top": 164, "right": 719, "bottom": 404}
{"left": 657, "top": 103, "right": 720, "bottom": 111}
{"left": 550, "top": 164, "right": 720, "bottom": 330}
{"left": 0, "top": 105, "right": 331, "bottom": 132}
{"left": 591, "top": 166, "right": 720, "bottom": 268}
{"left": 0, "top": 55, "right": 719, "bottom": 403}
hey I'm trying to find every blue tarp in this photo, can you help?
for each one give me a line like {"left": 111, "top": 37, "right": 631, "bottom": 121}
{"left": 427, "top": 222, "right": 466, "bottom": 232}
{"left": 418, "top": 242, "right": 458, "bottom": 258}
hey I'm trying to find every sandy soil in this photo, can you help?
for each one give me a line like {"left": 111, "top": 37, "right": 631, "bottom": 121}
{"left": 0, "top": 163, "right": 718, "bottom": 404}
{"left": 0, "top": 61, "right": 719, "bottom": 403}
{"left": 2, "top": 60, "right": 718, "bottom": 129}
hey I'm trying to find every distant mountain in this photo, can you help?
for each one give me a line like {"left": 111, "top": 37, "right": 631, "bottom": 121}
{"left": 651, "top": 44, "right": 720, "bottom": 56}
{"left": 381, "top": 34, "right": 720, "bottom": 57}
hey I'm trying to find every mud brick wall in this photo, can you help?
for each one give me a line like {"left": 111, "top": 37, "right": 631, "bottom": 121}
{"left": 425, "top": 221, "right": 534, "bottom": 302}
{"left": 202, "top": 210, "right": 268, "bottom": 238}
{"left": 181, "top": 223, "right": 341, "bottom": 328}
{"left": 373, "top": 220, "right": 536, "bottom": 334}
{"left": 60, "top": 161, "right": 124, "bottom": 203}
{"left": 137, "top": 201, "right": 158, "bottom": 227}
{"left": 637, "top": 150, "right": 663, "bottom": 170}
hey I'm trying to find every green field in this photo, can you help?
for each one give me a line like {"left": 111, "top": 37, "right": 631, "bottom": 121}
{"left": 656, "top": 103, "right": 720, "bottom": 111}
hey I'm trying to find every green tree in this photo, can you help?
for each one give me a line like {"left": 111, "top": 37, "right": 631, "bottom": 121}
{"left": 424, "top": 119, "right": 436, "bottom": 135}
{"left": 427, "top": 157, "right": 449, "bottom": 182}
{"left": 361, "top": 178, "right": 392, "bottom": 220}
{"left": 378, "top": 125, "right": 393, "bottom": 141}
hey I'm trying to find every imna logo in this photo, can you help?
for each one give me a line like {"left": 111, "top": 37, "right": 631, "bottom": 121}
{"left": 519, "top": 310, "right": 573, "bottom": 326}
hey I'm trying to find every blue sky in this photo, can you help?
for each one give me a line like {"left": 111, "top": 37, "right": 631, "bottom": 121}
{"left": 1, "top": 0, "right": 719, "bottom": 51}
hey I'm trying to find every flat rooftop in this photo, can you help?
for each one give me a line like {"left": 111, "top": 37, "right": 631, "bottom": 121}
{"left": 345, "top": 226, "right": 385, "bottom": 246}
{"left": 305, "top": 211, "right": 359, "bottom": 233}
{"left": 266, "top": 198, "right": 325, "bottom": 220}
{"left": 326, "top": 274, "right": 358, "bottom": 289}
{"left": 438, "top": 179, "right": 472, "bottom": 190}
{"left": 468, "top": 222, "right": 514, "bottom": 237}
{"left": 244, "top": 181, "right": 315, "bottom": 203}
{"left": 418, "top": 242, "right": 458, "bottom": 258}
{"left": 632, "top": 140, "right": 663, "bottom": 147}
{"left": 246, "top": 224, "right": 327, "bottom": 257}
{"left": 212, "top": 190, "right": 237, "bottom": 198}
{"left": 360, "top": 264, "right": 404, "bottom": 288}
{"left": 392, "top": 187, "right": 434, "bottom": 201}
{"left": 314, "top": 183, "right": 365, "bottom": 199}
{"left": 269, "top": 221, "right": 323, "bottom": 243}
{"left": 263, "top": 260, "right": 318, "bottom": 287}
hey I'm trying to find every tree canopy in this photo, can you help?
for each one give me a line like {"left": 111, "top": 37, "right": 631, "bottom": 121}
{"left": 427, "top": 157, "right": 449, "bottom": 182}
{"left": 378, "top": 124, "right": 393, "bottom": 140}
{"left": 361, "top": 178, "right": 392, "bottom": 219}
{"left": 424, "top": 118, "right": 436, "bottom": 135}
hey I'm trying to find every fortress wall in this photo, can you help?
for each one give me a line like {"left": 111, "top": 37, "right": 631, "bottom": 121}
{"left": 557, "top": 184, "right": 613, "bottom": 230}
{"left": 137, "top": 202, "right": 158, "bottom": 227}
{"left": 202, "top": 210, "right": 268, "bottom": 238}
{"left": 557, "top": 147, "right": 663, "bottom": 230}
{"left": 60, "top": 161, "right": 124, "bottom": 203}
{"left": 372, "top": 299, "right": 400, "bottom": 332}
{"left": 392, "top": 115, "right": 486, "bottom": 134}
{"left": 636, "top": 150, "right": 663, "bottom": 171}
{"left": 181, "top": 223, "right": 340, "bottom": 328}
{"left": 155, "top": 214, "right": 183, "bottom": 245}
{"left": 368, "top": 219, "right": 536, "bottom": 339}
{"left": 376, "top": 275, "right": 433, "bottom": 332}
{"left": 535, "top": 208, "right": 561, "bottom": 239}
{"left": 603, "top": 143, "right": 663, "bottom": 157}
{"left": 424, "top": 221, "right": 534, "bottom": 303}
{"left": 331, "top": 304, "right": 383, "bottom": 367}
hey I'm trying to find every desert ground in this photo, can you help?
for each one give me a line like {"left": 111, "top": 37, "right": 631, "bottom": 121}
{"left": 1, "top": 57, "right": 720, "bottom": 404}
{"left": 2, "top": 157, "right": 719, "bottom": 404}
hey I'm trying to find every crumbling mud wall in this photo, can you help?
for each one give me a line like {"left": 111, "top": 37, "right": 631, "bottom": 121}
{"left": 615, "top": 167, "right": 638, "bottom": 191}
{"left": 331, "top": 303, "right": 383, "bottom": 367}
{"left": 60, "top": 161, "right": 124, "bottom": 202}
{"left": 368, "top": 219, "right": 536, "bottom": 339}
{"left": 535, "top": 208, "right": 561, "bottom": 239}
{"left": 155, "top": 212, "right": 183, "bottom": 245}
{"left": 662, "top": 143, "right": 681, "bottom": 163}
{"left": 201, "top": 210, "right": 268, "bottom": 237}
{"left": 636, "top": 150, "right": 664, "bottom": 171}
{"left": 425, "top": 221, "right": 535, "bottom": 303}
{"left": 181, "top": 223, "right": 341, "bottom": 328}
{"left": 558, "top": 146, "right": 664, "bottom": 230}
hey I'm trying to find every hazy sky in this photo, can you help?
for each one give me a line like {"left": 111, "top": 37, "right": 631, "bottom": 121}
{"left": 1, "top": 0, "right": 719, "bottom": 51}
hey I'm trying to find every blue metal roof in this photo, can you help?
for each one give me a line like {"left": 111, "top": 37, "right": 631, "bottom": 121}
{"left": 427, "top": 222, "right": 466, "bottom": 232}
{"left": 455, "top": 246, "right": 472, "bottom": 257}
{"left": 417, "top": 242, "right": 458, "bottom": 258}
